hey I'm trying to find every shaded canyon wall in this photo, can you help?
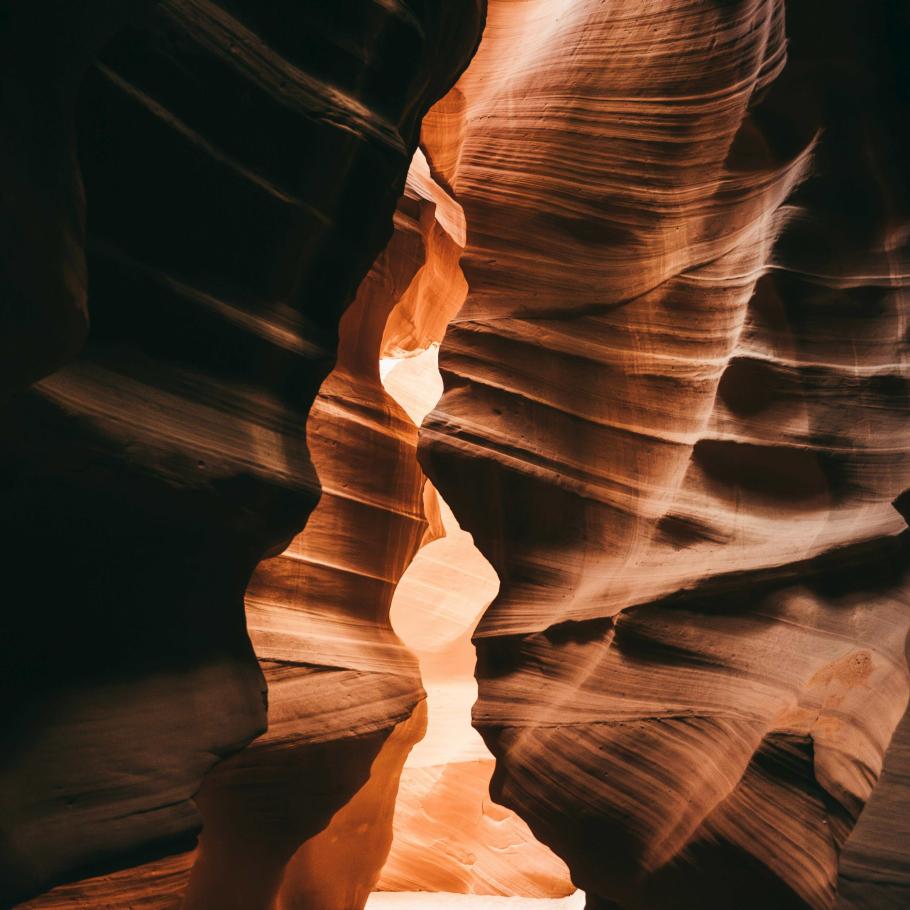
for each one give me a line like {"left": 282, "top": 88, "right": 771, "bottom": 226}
{"left": 1, "top": 1, "right": 484, "bottom": 906}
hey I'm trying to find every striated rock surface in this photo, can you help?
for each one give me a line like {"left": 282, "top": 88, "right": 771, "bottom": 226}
{"left": 836, "top": 629, "right": 910, "bottom": 910}
{"left": 419, "top": 1, "right": 910, "bottom": 908}
{"left": 193, "top": 146, "right": 475, "bottom": 910}
{"left": 2, "top": 1, "right": 484, "bottom": 906}
{"left": 5, "top": 0, "right": 909, "bottom": 908}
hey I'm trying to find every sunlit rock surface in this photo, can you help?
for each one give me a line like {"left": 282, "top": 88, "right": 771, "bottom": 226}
{"left": 206, "top": 146, "right": 474, "bottom": 910}
{"left": 419, "top": 1, "right": 910, "bottom": 909}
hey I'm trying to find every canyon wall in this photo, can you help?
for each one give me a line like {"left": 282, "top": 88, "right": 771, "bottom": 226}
{"left": 418, "top": 1, "right": 910, "bottom": 909}
{"left": 3, "top": 1, "right": 909, "bottom": 909}
{"left": 1, "top": 1, "right": 483, "bottom": 906}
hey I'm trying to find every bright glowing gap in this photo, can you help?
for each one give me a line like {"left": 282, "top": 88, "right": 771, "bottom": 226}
{"left": 374, "top": 346, "right": 580, "bottom": 903}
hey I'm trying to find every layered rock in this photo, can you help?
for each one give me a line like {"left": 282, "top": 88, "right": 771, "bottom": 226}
{"left": 5, "top": 1, "right": 909, "bottom": 908}
{"left": 419, "top": 1, "right": 910, "bottom": 908}
{"left": 191, "top": 147, "right": 474, "bottom": 910}
{"left": 1, "top": 1, "right": 484, "bottom": 906}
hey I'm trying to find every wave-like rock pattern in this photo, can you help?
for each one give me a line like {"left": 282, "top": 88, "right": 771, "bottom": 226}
{"left": 199, "top": 148, "right": 474, "bottom": 910}
{"left": 419, "top": 1, "right": 910, "bottom": 908}
{"left": 1, "top": 2, "right": 484, "bottom": 906}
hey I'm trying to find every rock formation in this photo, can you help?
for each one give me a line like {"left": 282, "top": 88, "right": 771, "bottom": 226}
{"left": 418, "top": 1, "right": 910, "bottom": 909}
{"left": 1, "top": 1, "right": 483, "bottom": 906}
{"left": 3, "top": 1, "right": 910, "bottom": 909}
{"left": 183, "top": 146, "right": 473, "bottom": 910}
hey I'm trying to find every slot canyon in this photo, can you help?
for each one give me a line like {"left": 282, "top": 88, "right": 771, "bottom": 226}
{"left": 1, "top": 2, "right": 908, "bottom": 909}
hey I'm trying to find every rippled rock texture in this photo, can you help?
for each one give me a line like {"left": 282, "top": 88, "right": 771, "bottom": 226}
{"left": 4, "top": 1, "right": 909, "bottom": 909}
{"left": 418, "top": 1, "right": 910, "bottom": 909}
{"left": 1, "top": 1, "right": 483, "bottom": 906}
